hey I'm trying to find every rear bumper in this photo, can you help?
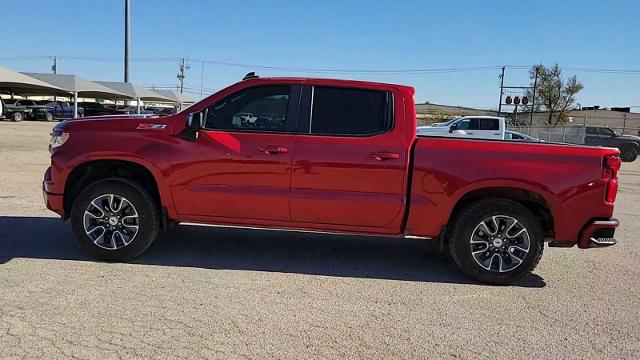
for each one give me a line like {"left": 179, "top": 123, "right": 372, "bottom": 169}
{"left": 578, "top": 218, "right": 619, "bottom": 248}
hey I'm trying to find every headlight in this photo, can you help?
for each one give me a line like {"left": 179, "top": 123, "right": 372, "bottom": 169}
{"left": 49, "top": 131, "right": 69, "bottom": 153}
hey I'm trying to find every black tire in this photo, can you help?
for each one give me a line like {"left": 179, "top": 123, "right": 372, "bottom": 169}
{"left": 45, "top": 112, "right": 55, "bottom": 122}
{"left": 620, "top": 146, "right": 638, "bottom": 162}
{"left": 70, "top": 178, "right": 160, "bottom": 261}
{"left": 448, "top": 198, "right": 544, "bottom": 285}
{"left": 12, "top": 112, "right": 24, "bottom": 122}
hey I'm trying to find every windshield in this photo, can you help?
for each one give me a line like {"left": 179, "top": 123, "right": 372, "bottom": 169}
{"left": 431, "top": 119, "right": 457, "bottom": 127}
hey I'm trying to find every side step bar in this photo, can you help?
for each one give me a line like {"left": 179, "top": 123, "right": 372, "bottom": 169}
{"left": 589, "top": 237, "right": 617, "bottom": 247}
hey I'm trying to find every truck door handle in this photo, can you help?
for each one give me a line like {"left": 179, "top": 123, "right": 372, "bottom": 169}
{"left": 259, "top": 145, "right": 288, "bottom": 154}
{"left": 370, "top": 152, "right": 400, "bottom": 161}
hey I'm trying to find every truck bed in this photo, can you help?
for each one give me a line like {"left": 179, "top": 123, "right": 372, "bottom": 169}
{"left": 406, "top": 137, "right": 619, "bottom": 242}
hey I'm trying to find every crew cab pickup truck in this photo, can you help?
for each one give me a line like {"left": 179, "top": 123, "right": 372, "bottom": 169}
{"left": 43, "top": 75, "right": 621, "bottom": 284}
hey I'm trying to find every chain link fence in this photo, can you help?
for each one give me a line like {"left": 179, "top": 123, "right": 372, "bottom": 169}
{"left": 508, "top": 122, "right": 640, "bottom": 162}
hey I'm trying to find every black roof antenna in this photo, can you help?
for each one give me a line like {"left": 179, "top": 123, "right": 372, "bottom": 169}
{"left": 243, "top": 72, "right": 259, "bottom": 80}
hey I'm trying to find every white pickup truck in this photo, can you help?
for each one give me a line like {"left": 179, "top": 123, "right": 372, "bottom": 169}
{"left": 417, "top": 116, "right": 506, "bottom": 140}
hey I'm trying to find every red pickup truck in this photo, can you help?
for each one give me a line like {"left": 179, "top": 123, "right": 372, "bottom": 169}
{"left": 43, "top": 75, "right": 621, "bottom": 284}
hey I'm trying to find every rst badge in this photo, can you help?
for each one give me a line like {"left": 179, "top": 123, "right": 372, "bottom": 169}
{"left": 136, "top": 123, "right": 167, "bottom": 130}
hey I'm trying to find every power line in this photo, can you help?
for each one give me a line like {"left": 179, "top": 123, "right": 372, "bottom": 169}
{"left": 3, "top": 56, "right": 640, "bottom": 74}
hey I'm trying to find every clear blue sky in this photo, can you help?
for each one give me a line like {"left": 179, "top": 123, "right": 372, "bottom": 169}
{"left": 1, "top": 0, "right": 638, "bottom": 108}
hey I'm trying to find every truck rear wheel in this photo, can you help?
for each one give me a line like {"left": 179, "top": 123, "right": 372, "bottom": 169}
{"left": 448, "top": 198, "right": 544, "bottom": 285}
{"left": 70, "top": 178, "right": 160, "bottom": 261}
{"left": 12, "top": 112, "right": 24, "bottom": 122}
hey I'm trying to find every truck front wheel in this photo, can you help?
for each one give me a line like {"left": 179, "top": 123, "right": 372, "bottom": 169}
{"left": 448, "top": 198, "right": 544, "bottom": 285}
{"left": 70, "top": 178, "right": 160, "bottom": 261}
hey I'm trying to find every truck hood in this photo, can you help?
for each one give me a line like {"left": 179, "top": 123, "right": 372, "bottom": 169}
{"left": 75, "top": 114, "right": 160, "bottom": 121}
{"left": 620, "top": 134, "right": 640, "bottom": 143}
{"left": 53, "top": 114, "right": 172, "bottom": 134}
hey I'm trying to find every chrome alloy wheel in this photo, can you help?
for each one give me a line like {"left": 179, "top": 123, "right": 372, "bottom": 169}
{"left": 469, "top": 215, "right": 530, "bottom": 273}
{"left": 83, "top": 194, "right": 139, "bottom": 250}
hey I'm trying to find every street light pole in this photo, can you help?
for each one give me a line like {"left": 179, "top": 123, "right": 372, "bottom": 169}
{"left": 124, "top": 0, "right": 130, "bottom": 83}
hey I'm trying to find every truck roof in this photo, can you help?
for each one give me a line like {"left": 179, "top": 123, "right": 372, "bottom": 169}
{"left": 241, "top": 76, "right": 416, "bottom": 94}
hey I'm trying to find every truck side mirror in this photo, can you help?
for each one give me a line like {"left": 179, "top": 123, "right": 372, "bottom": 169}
{"left": 181, "top": 112, "right": 204, "bottom": 142}
{"left": 449, "top": 123, "right": 458, "bottom": 133}
{"left": 187, "top": 112, "right": 204, "bottom": 130}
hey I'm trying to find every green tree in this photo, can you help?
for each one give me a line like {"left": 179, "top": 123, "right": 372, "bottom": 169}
{"left": 525, "top": 64, "right": 583, "bottom": 125}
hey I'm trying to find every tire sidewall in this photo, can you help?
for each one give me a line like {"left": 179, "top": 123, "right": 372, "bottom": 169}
{"left": 13, "top": 112, "right": 23, "bottom": 122}
{"left": 70, "top": 179, "right": 159, "bottom": 261}
{"left": 620, "top": 147, "right": 638, "bottom": 162}
{"left": 449, "top": 199, "right": 544, "bottom": 284}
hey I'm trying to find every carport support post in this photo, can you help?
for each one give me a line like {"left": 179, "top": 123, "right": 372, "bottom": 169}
{"left": 137, "top": 97, "right": 141, "bottom": 114}
{"left": 73, "top": 91, "right": 78, "bottom": 118}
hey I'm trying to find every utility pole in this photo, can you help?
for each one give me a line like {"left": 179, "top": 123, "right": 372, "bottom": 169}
{"left": 177, "top": 58, "right": 188, "bottom": 94}
{"left": 200, "top": 60, "right": 205, "bottom": 99}
{"left": 52, "top": 56, "right": 58, "bottom": 101}
{"left": 530, "top": 68, "right": 538, "bottom": 125}
{"left": 497, "top": 66, "right": 505, "bottom": 116}
{"left": 124, "top": 0, "right": 130, "bottom": 82}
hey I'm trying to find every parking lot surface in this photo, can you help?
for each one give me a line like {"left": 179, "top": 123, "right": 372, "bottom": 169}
{"left": 1, "top": 121, "right": 639, "bottom": 359}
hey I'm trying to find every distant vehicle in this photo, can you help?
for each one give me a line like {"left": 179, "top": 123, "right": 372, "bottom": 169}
{"left": 585, "top": 126, "right": 640, "bottom": 162}
{"left": 2, "top": 99, "right": 33, "bottom": 122}
{"left": 417, "top": 116, "right": 506, "bottom": 140}
{"left": 149, "top": 107, "right": 176, "bottom": 116}
{"left": 44, "top": 101, "right": 84, "bottom": 119}
{"left": 505, "top": 130, "right": 543, "bottom": 142}
{"left": 5, "top": 99, "right": 54, "bottom": 121}
{"left": 78, "top": 102, "right": 128, "bottom": 117}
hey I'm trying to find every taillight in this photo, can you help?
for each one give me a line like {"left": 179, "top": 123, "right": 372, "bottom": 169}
{"left": 603, "top": 155, "right": 621, "bottom": 204}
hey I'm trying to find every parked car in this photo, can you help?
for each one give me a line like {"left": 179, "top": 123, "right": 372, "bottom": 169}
{"left": 44, "top": 101, "right": 84, "bottom": 119}
{"left": 1, "top": 99, "right": 33, "bottom": 122}
{"left": 149, "top": 107, "right": 177, "bottom": 116}
{"left": 44, "top": 75, "right": 621, "bottom": 284}
{"left": 4, "top": 99, "right": 56, "bottom": 121}
{"left": 417, "top": 116, "right": 506, "bottom": 140}
{"left": 78, "top": 102, "right": 127, "bottom": 117}
{"left": 504, "top": 130, "right": 543, "bottom": 142}
{"left": 585, "top": 126, "right": 640, "bottom": 162}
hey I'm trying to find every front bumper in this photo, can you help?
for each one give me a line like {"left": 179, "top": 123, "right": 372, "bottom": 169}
{"left": 43, "top": 188, "right": 64, "bottom": 216}
{"left": 43, "top": 166, "right": 64, "bottom": 217}
{"left": 578, "top": 219, "right": 619, "bottom": 248}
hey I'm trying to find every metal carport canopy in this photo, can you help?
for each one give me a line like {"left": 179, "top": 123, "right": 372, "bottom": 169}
{"left": 0, "top": 66, "right": 70, "bottom": 96}
{"left": 95, "top": 81, "right": 175, "bottom": 114}
{"left": 23, "top": 73, "right": 132, "bottom": 118}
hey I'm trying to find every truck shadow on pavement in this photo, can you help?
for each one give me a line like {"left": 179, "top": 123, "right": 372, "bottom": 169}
{"left": 0, "top": 216, "right": 546, "bottom": 287}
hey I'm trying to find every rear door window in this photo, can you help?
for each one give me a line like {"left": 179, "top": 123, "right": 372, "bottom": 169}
{"left": 479, "top": 118, "right": 499, "bottom": 130}
{"left": 309, "top": 86, "right": 391, "bottom": 136}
